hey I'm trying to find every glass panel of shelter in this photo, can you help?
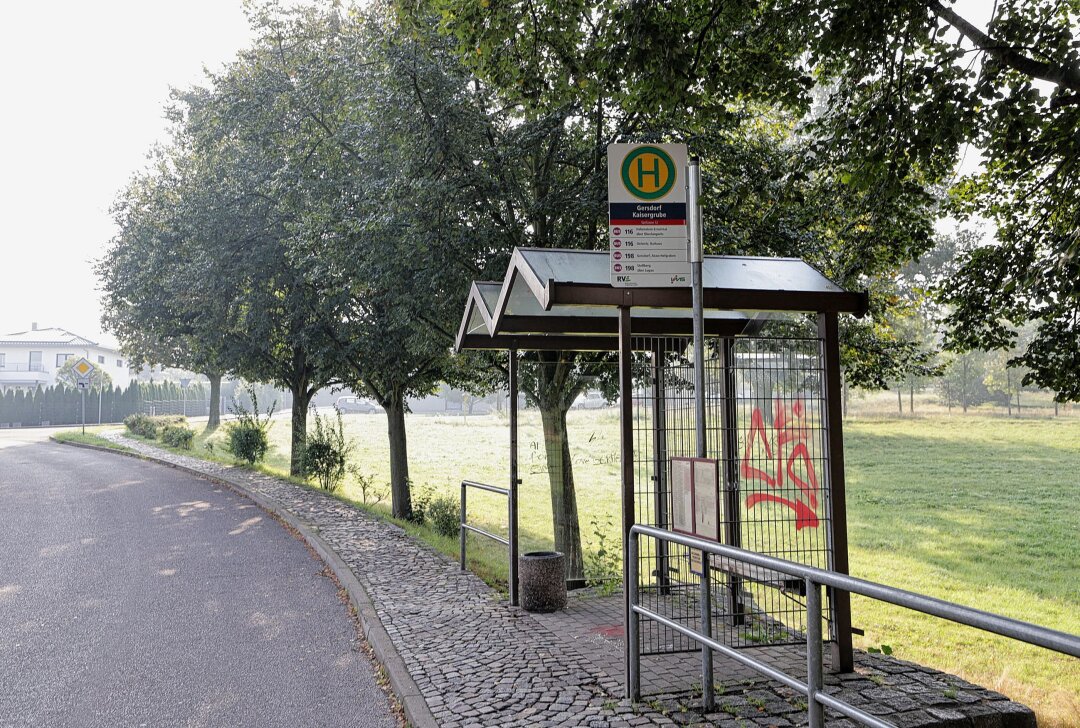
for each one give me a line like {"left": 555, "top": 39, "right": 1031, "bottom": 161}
{"left": 514, "top": 352, "right": 622, "bottom": 588}
{"left": 631, "top": 322, "right": 835, "bottom": 657}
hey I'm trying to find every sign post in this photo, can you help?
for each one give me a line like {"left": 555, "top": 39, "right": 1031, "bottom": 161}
{"left": 608, "top": 143, "right": 690, "bottom": 287}
{"left": 71, "top": 358, "right": 96, "bottom": 435}
{"left": 609, "top": 143, "right": 711, "bottom": 708}
{"left": 685, "top": 156, "right": 713, "bottom": 711}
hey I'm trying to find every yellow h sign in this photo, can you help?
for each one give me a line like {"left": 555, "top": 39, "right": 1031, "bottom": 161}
{"left": 621, "top": 146, "right": 677, "bottom": 200}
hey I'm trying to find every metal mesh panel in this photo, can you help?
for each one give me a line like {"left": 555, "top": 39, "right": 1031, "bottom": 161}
{"left": 631, "top": 333, "right": 835, "bottom": 656}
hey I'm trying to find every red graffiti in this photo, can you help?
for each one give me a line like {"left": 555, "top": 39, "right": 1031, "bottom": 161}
{"left": 741, "top": 398, "right": 820, "bottom": 530}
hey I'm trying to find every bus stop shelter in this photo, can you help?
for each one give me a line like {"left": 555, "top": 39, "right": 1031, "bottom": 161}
{"left": 455, "top": 246, "right": 868, "bottom": 679}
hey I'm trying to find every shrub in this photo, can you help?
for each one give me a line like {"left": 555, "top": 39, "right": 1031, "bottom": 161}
{"left": 407, "top": 486, "right": 460, "bottom": 538}
{"left": 354, "top": 472, "right": 387, "bottom": 505}
{"left": 426, "top": 495, "right": 460, "bottom": 539}
{"left": 226, "top": 425, "right": 268, "bottom": 464}
{"left": 160, "top": 423, "right": 195, "bottom": 450}
{"left": 224, "top": 386, "right": 274, "bottom": 465}
{"left": 124, "top": 414, "right": 185, "bottom": 440}
{"left": 124, "top": 413, "right": 158, "bottom": 439}
{"left": 407, "top": 484, "right": 429, "bottom": 525}
{"left": 301, "top": 410, "right": 352, "bottom": 491}
{"left": 584, "top": 515, "right": 621, "bottom": 595}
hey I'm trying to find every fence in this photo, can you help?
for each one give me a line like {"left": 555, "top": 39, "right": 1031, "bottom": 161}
{"left": 629, "top": 332, "right": 846, "bottom": 662}
{"left": 0, "top": 382, "right": 213, "bottom": 427}
{"left": 139, "top": 398, "right": 215, "bottom": 417}
{"left": 628, "top": 524, "right": 1080, "bottom": 728}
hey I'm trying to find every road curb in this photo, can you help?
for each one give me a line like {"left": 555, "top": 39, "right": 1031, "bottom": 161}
{"left": 52, "top": 436, "right": 438, "bottom": 728}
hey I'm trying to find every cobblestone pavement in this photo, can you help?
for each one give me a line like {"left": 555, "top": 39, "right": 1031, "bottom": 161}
{"left": 101, "top": 433, "right": 1037, "bottom": 728}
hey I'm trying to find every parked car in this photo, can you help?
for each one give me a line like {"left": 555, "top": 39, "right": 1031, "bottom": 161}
{"left": 572, "top": 390, "right": 613, "bottom": 410}
{"left": 334, "top": 396, "right": 380, "bottom": 414}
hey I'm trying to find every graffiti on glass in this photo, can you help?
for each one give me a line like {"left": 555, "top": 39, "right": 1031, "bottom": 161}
{"left": 740, "top": 398, "right": 820, "bottom": 530}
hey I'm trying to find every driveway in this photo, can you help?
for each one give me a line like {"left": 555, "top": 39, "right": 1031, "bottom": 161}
{"left": 0, "top": 429, "right": 396, "bottom": 728}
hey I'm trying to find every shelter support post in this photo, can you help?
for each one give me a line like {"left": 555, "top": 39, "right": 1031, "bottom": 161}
{"left": 720, "top": 337, "right": 744, "bottom": 625}
{"left": 650, "top": 341, "right": 670, "bottom": 593}
{"left": 619, "top": 305, "right": 635, "bottom": 689}
{"left": 509, "top": 347, "right": 520, "bottom": 607}
{"left": 819, "top": 312, "right": 854, "bottom": 672}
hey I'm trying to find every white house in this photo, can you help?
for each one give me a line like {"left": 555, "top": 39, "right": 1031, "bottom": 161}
{"left": 0, "top": 324, "right": 135, "bottom": 392}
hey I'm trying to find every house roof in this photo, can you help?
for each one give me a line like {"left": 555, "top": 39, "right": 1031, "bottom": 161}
{"left": 455, "top": 247, "right": 868, "bottom": 352}
{"left": 0, "top": 327, "right": 100, "bottom": 347}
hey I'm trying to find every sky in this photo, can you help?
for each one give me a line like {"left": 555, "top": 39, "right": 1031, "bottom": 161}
{"left": 0, "top": 1, "right": 993, "bottom": 350}
{"left": 0, "top": 2, "right": 255, "bottom": 347}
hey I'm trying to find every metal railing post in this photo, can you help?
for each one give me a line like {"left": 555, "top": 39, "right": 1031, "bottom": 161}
{"left": 806, "top": 578, "right": 824, "bottom": 728}
{"left": 628, "top": 530, "right": 641, "bottom": 701}
{"left": 458, "top": 481, "right": 512, "bottom": 592}
{"left": 459, "top": 481, "right": 467, "bottom": 570}
{"left": 700, "top": 550, "right": 715, "bottom": 711}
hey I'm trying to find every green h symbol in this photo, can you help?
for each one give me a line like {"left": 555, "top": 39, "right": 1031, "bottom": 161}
{"left": 635, "top": 155, "right": 661, "bottom": 189}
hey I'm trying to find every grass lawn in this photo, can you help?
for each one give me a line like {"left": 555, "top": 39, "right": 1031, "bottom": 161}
{"left": 844, "top": 418, "right": 1079, "bottom": 726}
{"left": 52, "top": 428, "right": 134, "bottom": 452}
{"left": 153, "top": 410, "right": 1077, "bottom": 725}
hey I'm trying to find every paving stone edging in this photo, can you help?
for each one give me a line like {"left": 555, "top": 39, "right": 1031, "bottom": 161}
{"left": 52, "top": 436, "right": 437, "bottom": 728}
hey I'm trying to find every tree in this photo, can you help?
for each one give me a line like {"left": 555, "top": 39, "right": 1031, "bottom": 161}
{"left": 396, "top": 0, "right": 650, "bottom": 580}
{"left": 938, "top": 349, "right": 992, "bottom": 413}
{"left": 878, "top": 229, "right": 978, "bottom": 412}
{"left": 920, "top": 2, "right": 1080, "bottom": 400}
{"left": 154, "top": 6, "right": 409, "bottom": 477}
{"left": 210, "top": 4, "right": 490, "bottom": 514}
{"left": 403, "top": 0, "right": 952, "bottom": 579}
{"left": 98, "top": 156, "right": 233, "bottom": 431}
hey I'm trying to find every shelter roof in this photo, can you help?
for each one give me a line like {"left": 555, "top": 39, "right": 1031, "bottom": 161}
{"left": 456, "top": 247, "right": 867, "bottom": 352}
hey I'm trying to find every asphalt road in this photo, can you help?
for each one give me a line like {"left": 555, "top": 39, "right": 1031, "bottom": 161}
{"left": 0, "top": 429, "right": 397, "bottom": 728}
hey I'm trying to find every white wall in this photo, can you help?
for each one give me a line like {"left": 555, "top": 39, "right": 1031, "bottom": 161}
{"left": 0, "top": 344, "right": 134, "bottom": 391}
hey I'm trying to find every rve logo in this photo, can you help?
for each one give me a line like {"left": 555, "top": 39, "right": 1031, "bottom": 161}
{"left": 621, "top": 146, "right": 676, "bottom": 201}
{"left": 670, "top": 275, "right": 687, "bottom": 284}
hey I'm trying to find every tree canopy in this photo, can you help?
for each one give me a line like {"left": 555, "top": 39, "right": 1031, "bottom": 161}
{"left": 412, "top": 0, "right": 1080, "bottom": 397}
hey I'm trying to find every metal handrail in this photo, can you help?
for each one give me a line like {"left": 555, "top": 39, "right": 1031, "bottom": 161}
{"left": 460, "top": 479, "right": 518, "bottom": 605}
{"left": 628, "top": 523, "right": 1080, "bottom": 728}
{"left": 0, "top": 364, "right": 48, "bottom": 373}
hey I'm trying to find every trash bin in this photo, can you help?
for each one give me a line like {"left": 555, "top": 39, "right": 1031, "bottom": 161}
{"left": 519, "top": 551, "right": 567, "bottom": 612}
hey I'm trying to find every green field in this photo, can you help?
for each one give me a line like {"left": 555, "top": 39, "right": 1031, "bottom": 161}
{"left": 172, "top": 409, "right": 1078, "bottom": 725}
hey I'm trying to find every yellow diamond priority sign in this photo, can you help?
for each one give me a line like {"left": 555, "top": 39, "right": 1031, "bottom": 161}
{"left": 72, "top": 357, "right": 95, "bottom": 379}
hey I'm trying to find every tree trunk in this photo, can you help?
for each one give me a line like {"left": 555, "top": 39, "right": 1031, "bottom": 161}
{"left": 760, "top": 377, "right": 775, "bottom": 424}
{"left": 289, "top": 386, "right": 313, "bottom": 477}
{"left": 842, "top": 375, "right": 848, "bottom": 418}
{"left": 385, "top": 392, "right": 412, "bottom": 520}
{"left": 909, "top": 383, "right": 914, "bottom": 414}
{"left": 897, "top": 388, "right": 902, "bottom": 415}
{"left": 539, "top": 403, "right": 585, "bottom": 587}
{"left": 961, "top": 359, "right": 969, "bottom": 413}
{"left": 206, "top": 372, "right": 222, "bottom": 430}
